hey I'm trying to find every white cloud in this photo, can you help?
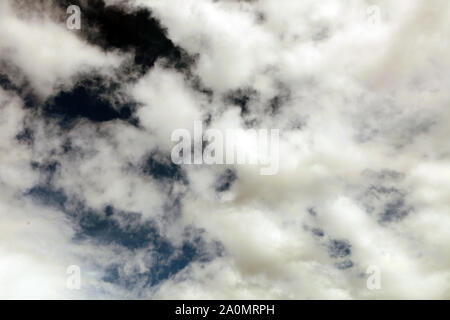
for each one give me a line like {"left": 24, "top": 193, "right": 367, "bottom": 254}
{"left": 0, "top": 0, "right": 124, "bottom": 98}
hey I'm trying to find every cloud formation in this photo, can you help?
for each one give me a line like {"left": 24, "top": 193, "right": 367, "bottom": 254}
{"left": 0, "top": 0, "right": 449, "bottom": 299}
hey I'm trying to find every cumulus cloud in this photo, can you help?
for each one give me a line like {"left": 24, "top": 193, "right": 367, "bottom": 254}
{"left": 0, "top": 1, "right": 124, "bottom": 98}
{"left": 0, "top": 0, "right": 449, "bottom": 299}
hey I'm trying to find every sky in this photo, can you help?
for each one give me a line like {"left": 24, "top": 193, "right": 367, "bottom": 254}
{"left": 0, "top": 0, "right": 449, "bottom": 299}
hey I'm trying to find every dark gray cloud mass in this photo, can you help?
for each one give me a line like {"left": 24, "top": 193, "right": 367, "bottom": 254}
{"left": 0, "top": 0, "right": 449, "bottom": 299}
